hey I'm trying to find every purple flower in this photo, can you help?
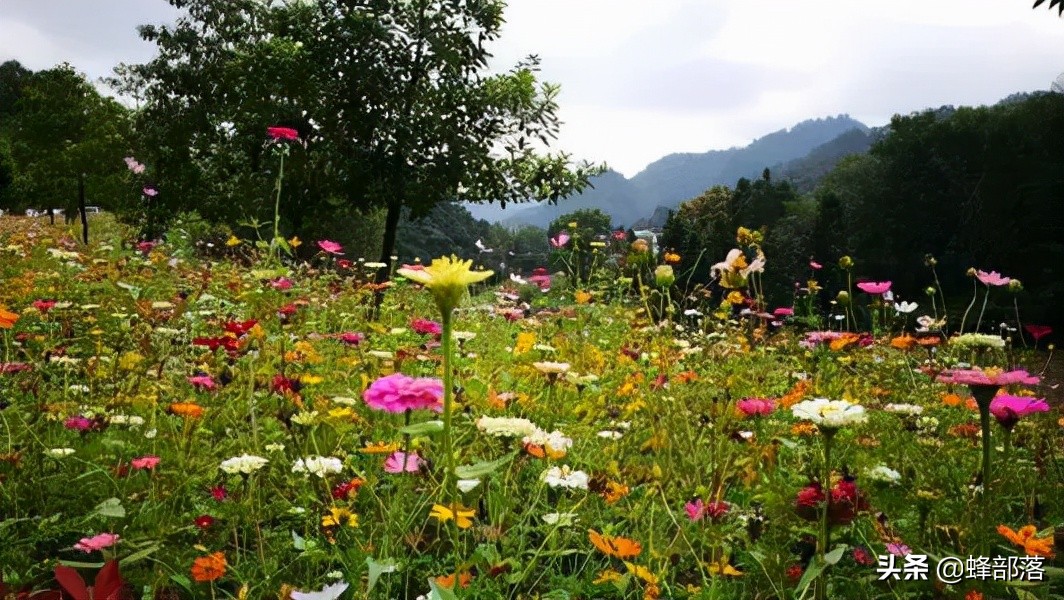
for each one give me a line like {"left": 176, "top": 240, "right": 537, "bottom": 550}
{"left": 989, "top": 394, "right": 1049, "bottom": 430}
{"left": 65, "top": 416, "right": 92, "bottom": 431}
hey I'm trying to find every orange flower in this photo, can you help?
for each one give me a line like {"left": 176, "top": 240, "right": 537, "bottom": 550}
{"left": 0, "top": 306, "right": 18, "bottom": 329}
{"left": 191, "top": 552, "right": 227, "bottom": 582}
{"left": 965, "top": 591, "right": 984, "bottom": 600}
{"left": 663, "top": 251, "right": 681, "bottom": 265}
{"left": 791, "top": 422, "right": 818, "bottom": 437}
{"left": 780, "top": 379, "right": 811, "bottom": 408}
{"left": 588, "top": 529, "right": 642, "bottom": 559}
{"left": 829, "top": 333, "right": 860, "bottom": 351}
{"left": 167, "top": 402, "right": 205, "bottom": 419}
{"left": 360, "top": 441, "right": 400, "bottom": 454}
{"left": 600, "top": 480, "right": 630, "bottom": 504}
{"left": 890, "top": 334, "right": 917, "bottom": 350}
{"left": 574, "top": 290, "right": 592, "bottom": 304}
{"left": 674, "top": 371, "right": 699, "bottom": 384}
{"left": 941, "top": 393, "right": 965, "bottom": 407}
{"left": 435, "top": 571, "right": 472, "bottom": 589}
{"left": 997, "top": 525, "right": 1055, "bottom": 558}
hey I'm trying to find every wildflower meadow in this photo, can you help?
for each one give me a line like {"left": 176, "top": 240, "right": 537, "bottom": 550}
{"left": 0, "top": 212, "right": 1061, "bottom": 600}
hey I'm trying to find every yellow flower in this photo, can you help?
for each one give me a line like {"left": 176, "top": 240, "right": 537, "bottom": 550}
{"left": 225, "top": 235, "right": 242, "bottom": 247}
{"left": 514, "top": 331, "right": 536, "bottom": 355}
{"left": 321, "top": 507, "right": 358, "bottom": 528}
{"left": 430, "top": 503, "right": 475, "bottom": 529}
{"left": 593, "top": 570, "right": 623, "bottom": 585}
{"left": 288, "top": 236, "right": 302, "bottom": 249}
{"left": 624, "top": 562, "right": 658, "bottom": 585}
{"left": 574, "top": 290, "right": 592, "bottom": 304}
{"left": 705, "top": 557, "right": 743, "bottom": 577}
{"left": 398, "top": 255, "right": 493, "bottom": 314}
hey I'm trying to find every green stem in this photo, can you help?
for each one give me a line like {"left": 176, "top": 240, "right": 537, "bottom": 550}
{"left": 441, "top": 311, "right": 455, "bottom": 500}
{"left": 273, "top": 151, "right": 285, "bottom": 262}
{"left": 816, "top": 429, "right": 834, "bottom": 600}
{"left": 976, "top": 285, "right": 990, "bottom": 333}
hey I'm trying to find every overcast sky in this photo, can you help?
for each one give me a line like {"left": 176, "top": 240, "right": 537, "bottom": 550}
{"left": 2, "top": 0, "right": 1061, "bottom": 176}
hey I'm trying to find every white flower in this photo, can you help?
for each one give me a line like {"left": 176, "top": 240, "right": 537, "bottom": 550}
{"left": 457, "top": 479, "right": 481, "bottom": 493}
{"left": 290, "top": 411, "right": 320, "bottom": 426}
{"left": 330, "top": 396, "right": 359, "bottom": 406}
{"left": 597, "top": 430, "right": 623, "bottom": 440}
{"left": 916, "top": 315, "right": 946, "bottom": 332}
{"left": 475, "top": 416, "right": 538, "bottom": 438}
{"left": 791, "top": 398, "right": 867, "bottom": 429}
{"left": 290, "top": 582, "right": 349, "bottom": 600}
{"left": 540, "top": 465, "right": 589, "bottom": 490}
{"left": 220, "top": 454, "right": 269, "bottom": 475}
{"left": 532, "top": 361, "right": 570, "bottom": 374}
{"left": 363, "top": 262, "right": 387, "bottom": 269}
{"left": 292, "top": 456, "right": 344, "bottom": 477}
{"left": 46, "top": 447, "right": 75, "bottom": 458}
{"left": 367, "top": 350, "right": 394, "bottom": 359}
{"left": 144, "top": 428, "right": 157, "bottom": 439}
{"left": 866, "top": 465, "right": 902, "bottom": 484}
{"left": 265, "top": 443, "right": 286, "bottom": 452}
{"left": 523, "top": 429, "right": 573, "bottom": 454}
{"left": 542, "top": 512, "right": 578, "bottom": 526}
{"left": 883, "top": 403, "right": 924, "bottom": 416}
{"left": 893, "top": 301, "right": 918, "bottom": 314}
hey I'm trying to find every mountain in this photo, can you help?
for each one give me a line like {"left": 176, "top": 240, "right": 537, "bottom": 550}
{"left": 466, "top": 115, "right": 869, "bottom": 228}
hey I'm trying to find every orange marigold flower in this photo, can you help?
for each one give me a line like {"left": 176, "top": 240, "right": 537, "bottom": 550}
{"left": 941, "top": 393, "right": 965, "bottom": 407}
{"left": 588, "top": 529, "right": 642, "bottom": 559}
{"left": 574, "top": 290, "right": 592, "bottom": 304}
{"left": 0, "top": 306, "right": 19, "bottom": 329}
{"left": 829, "top": 333, "right": 860, "bottom": 351}
{"left": 791, "top": 422, "right": 818, "bottom": 437}
{"left": 600, "top": 480, "right": 630, "bottom": 504}
{"left": 890, "top": 334, "right": 917, "bottom": 350}
{"left": 360, "top": 441, "right": 400, "bottom": 454}
{"left": 965, "top": 591, "right": 984, "bottom": 600}
{"left": 674, "top": 371, "right": 699, "bottom": 384}
{"left": 997, "top": 524, "right": 1055, "bottom": 558}
{"left": 780, "top": 379, "right": 811, "bottom": 408}
{"left": 168, "top": 402, "right": 205, "bottom": 419}
{"left": 191, "top": 551, "right": 227, "bottom": 582}
{"left": 663, "top": 251, "right": 681, "bottom": 265}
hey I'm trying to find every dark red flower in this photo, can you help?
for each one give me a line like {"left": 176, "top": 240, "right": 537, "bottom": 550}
{"left": 223, "top": 319, "right": 258, "bottom": 337}
{"left": 272, "top": 374, "right": 300, "bottom": 395}
{"left": 0, "top": 362, "right": 32, "bottom": 375}
{"left": 194, "top": 515, "right": 215, "bottom": 530}
{"left": 853, "top": 546, "right": 875, "bottom": 566}
{"left": 411, "top": 318, "right": 442, "bottom": 337}
{"left": 278, "top": 303, "right": 299, "bottom": 318}
{"left": 338, "top": 332, "right": 364, "bottom": 346}
{"left": 331, "top": 478, "right": 364, "bottom": 500}
{"left": 1025, "top": 324, "right": 1052, "bottom": 342}
{"left": 192, "top": 336, "right": 240, "bottom": 354}
{"left": 210, "top": 486, "right": 228, "bottom": 501}
{"left": 786, "top": 564, "right": 804, "bottom": 583}
{"left": 33, "top": 299, "right": 57, "bottom": 313}
{"left": 337, "top": 258, "right": 353, "bottom": 269}
{"left": 267, "top": 126, "right": 299, "bottom": 141}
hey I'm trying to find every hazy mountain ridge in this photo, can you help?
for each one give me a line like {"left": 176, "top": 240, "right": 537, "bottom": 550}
{"left": 469, "top": 114, "right": 870, "bottom": 228}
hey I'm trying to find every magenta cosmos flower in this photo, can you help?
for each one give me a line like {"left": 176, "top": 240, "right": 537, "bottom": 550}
{"left": 74, "top": 533, "right": 120, "bottom": 553}
{"left": 267, "top": 126, "right": 299, "bottom": 141}
{"left": 363, "top": 373, "right": 444, "bottom": 413}
{"left": 411, "top": 318, "right": 442, "bottom": 336}
{"left": 856, "top": 281, "right": 892, "bottom": 295}
{"left": 188, "top": 374, "right": 217, "bottom": 391}
{"left": 317, "top": 240, "right": 343, "bottom": 255}
{"left": 549, "top": 232, "right": 570, "bottom": 248}
{"left": 990, "top": 395, "right": 1049, "bottom": 429}
{"left": 338, "top": 332, "right": 364, "bottom": 346}
{"left": 976, "top": 269, "right": 1011, "bottom": 286}
{"left": 685, "top": 498, "right": 730, "bottom": 522}
{"left": 384, "top": 451, "right": 424, "bottom": 473}
{"left": 736, "top": 397, "right": 777, "bottom": 417}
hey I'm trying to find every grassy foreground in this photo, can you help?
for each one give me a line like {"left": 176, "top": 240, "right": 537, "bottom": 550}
{"left": 0, "top": 215, "right": 1061, "bottom": 600}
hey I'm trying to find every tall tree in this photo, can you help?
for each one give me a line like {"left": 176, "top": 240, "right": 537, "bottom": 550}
{"left": 119, "top": 0, "right": 599, "bottom": 275}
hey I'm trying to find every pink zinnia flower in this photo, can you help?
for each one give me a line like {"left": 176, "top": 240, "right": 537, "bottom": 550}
{"left": 74, "top": 533, "right": 120, "bottom": 553}
{"left": 33, "top": 299, "right": 57, "bottom": 313}
{"left": 411, "top": 318, "right": 442, "bottom": 337}
{"left": 990, "top": 394, "right": 1049, "bottom": 429}
{"left": 363, "top": 373, "right": 444, "bottom": 413}
{"left": 131, "top": 455, "right": 160, "bottom": 470}
{"left": 936, "top": 368, "right": 1040, "bottom": 387}
{"left": 809, "top": 261, "right": 822, "bottom": 270}
{"left": 856, "top": 281, "right": 892, "bottom": 295}
{"left": 887, "top": 542, "right": 911, "bottom": 556}
{"left": 736, "top": 397, "right": 776, "bottom": 417}
{"left": 684, "top": 499, "right": 705, "bottom": 521}
{"left": 976, "top": 269, "right": 1011, "bottom": 286}
{"left": 136, "top": 241, "right": 158, "bottom": 255}
{"left": 383, "top": 451, "right": 424, "bottom": 474}
{"left": 270, "top": 277, "right": 293, "bottom": 291}
{"left": 549, "top": 232, "right": 570, "bottom": 248}
{"left": 188, "top": 374, "right": 217, "bottom": 391}
{"left": 267, "top": 126, "right": 300, "bottom": 141}
{"left": 527, "top": 274, "right": 551, "bottom": 290}
{"left": 317, "top": 240, "right": 344, "bottom": 255}
{"left": 338, "top": 332, "right": 364, "bottom": 346}
{"left": 772, "top": 307, "right": 794, "bottom": 317}
{"left": 401, "top": 263, "right": 425, "bottom": 271}
{"left": 612, "top": 230, "right": 627, "bottom": 241}
{"left": 65, "top": 416, "right": 92, "bottom": 431}
{"left": 142, "top": 186, "right": 158, "bottom": 197}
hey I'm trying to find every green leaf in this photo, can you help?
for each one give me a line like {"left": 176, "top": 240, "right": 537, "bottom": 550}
{"left": 115, "top": 281, "right": 141, "bottom": 300}
{"left": 292, "top": 530, "right": 305, "bottom": 550}
{"left": 94, "top": 497, "right": 125, "bottom": 518}
{"left": 169, "top": 574, "right": 192, "bottom": 593}
{"left": 399, "top": 420, "right": 444, "bottom": 436}
{"left": 57, "top": 560, "right": 104, "bottom": 569}
{"left": 454, "top": 452, "right": 516, "bottom": 479}
{"left": 824, "top": 544, "right": 848, "bottom": 565}
{"left": 366, "top": 557, "right": 399, "bottom": 594}
{"left": 427, "top": 578, "right": 458, "bottom": 600}
{"left": 251, "top": 268, "right": 288, "bottom": 280}
{"left": 119, "top": 543, "right": 159, "bottom": 565}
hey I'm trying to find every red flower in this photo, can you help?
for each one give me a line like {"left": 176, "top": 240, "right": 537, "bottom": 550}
{"left": 338, "top": 332, "right": 364, "bottom": 346}
{"left": 194, "top": 515, "right": 215, "bottom": 530}
{"left": 332, "top": 478, "right": 364, "bottom": 500}
{"left": 272, "top": 374, "right": 300, "bottom": 395}
{"left": 193, "top": 336, "right": 240, "bottom": 354}
{"left": 223, "top": 320, "right": 258, "bottom": 337}
{"left": 853, "top": 546, "right": 875, "bottom": 566}
{"left": 267, "top": 126, "right": 299, "bottom": 141}
{"left": 337, "top": 258, "right": 353, "bottom": 269}
{"left": 1024, "top": 324, "right": 1052, "bottom": 342}
{"left": 33, "top": 299, "right": 57, "bottom": 313}
{"left": 786, "top": 564, "right": 804, "bottom": 583}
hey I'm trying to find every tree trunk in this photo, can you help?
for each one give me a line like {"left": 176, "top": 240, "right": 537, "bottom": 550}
{"left": 48, "top": 207, "right": 55, "bottom": 225}
{"left": 376, "top": 198, "right": 403, "bottom": 284}
{"left": 78, "top": 172, "right": 88, "bottom": 244}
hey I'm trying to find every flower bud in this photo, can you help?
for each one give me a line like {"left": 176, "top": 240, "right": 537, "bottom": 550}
{"left": 966, "top": 267, "right": 976, "bottom": 277}
{"left": 1008, "top": 279, "right": 1023, "bottom": 292}
{"left": 836, "top": 291, "right": 851, "bottom": 305}
{"left": 654, "top": 265, "right": 675, "bottom": 288}
{"left": 924, "top": 254, "right": 937, "bottom": 267}
{"left": 838, "top": 256, "right": 853, "bottom": 269}
{"left": 925, "top": 286, "right": 936, "bottom": 297}
{"left": 632, "top": 239, "right": 649, "bottom": 253}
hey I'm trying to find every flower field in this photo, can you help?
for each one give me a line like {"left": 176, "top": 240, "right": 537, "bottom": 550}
{"left": 0, "top": 215, "right": 1061, "bottom": 600}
